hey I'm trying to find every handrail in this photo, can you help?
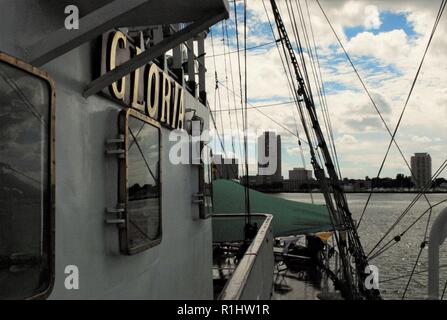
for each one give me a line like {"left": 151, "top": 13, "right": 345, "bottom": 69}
{"left": 428, "top": 207, "right": 447, "bottom": 299}
{"left": 217, "top": 214, "right": 273, "bottom": 300}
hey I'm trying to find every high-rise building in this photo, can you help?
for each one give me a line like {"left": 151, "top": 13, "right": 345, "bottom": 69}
{"left": 289, "top": 167, "right": 313, "bottom": 181}
{"left": 410, "top": 153, "right": 432, "bottom": 189}
{"left": 257, "top": 131, "right": 282, "bottom": 183}
{"left": 212, "top": 154, "right": 239, "bottom": 180}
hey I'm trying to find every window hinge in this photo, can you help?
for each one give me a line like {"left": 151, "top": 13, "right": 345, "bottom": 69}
{"left": 106, "top": 135, "right": 125, "bottom": 144}
{"left": 105, "top": 135, "right": 125, "bottom": 159}
{"left": 192, "top": 193, "right": 204, "bottom": 204}
{"left": 105, "top": 205, "right": 125, "bottom": 225}
{"left": 105, "top": 218, "right": 125, "bottom": 224}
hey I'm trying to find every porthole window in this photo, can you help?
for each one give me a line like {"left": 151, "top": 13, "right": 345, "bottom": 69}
{"left": 118, "top": 109, "right": 161, "bottom": 255}
{"left": 0, "top": 53, "right": 55, "bottom": 299}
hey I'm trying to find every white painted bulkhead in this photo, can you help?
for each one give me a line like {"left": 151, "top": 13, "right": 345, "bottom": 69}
{"left": 0, "top": 1, "right": 214, "bottom": 299}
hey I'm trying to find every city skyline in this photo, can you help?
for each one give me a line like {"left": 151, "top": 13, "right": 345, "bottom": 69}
{"left": 207, "top": 0, "right": 446, "bottom": 179}
{"left": 213, "top": 134, "right": 443, "bottom": 181}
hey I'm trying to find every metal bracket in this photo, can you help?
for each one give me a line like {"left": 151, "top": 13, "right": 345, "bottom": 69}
{"left": 105, "top": 135, "right": 125, "bottom": 158}
{"left": 106, "top": 136, "right": 125, "bottom": 144}
{"left": 105, "top": 205, "right": 125, "bottom": 225}
{"left": 105, "top": 218, "right": 125, "bottom": 224}
{"left": 192, "top": 193, "right": 204, "bottom": 204}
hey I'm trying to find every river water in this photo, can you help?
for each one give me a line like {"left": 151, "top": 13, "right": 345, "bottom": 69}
{"left": 273, "top": 192, "right": 447, "bottom": 300}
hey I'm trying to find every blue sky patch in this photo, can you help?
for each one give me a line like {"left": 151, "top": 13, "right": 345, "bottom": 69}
{"left": 344, "top": 11, "right": 417, "bottom": 40}
{"left": 323, "top": 81, "right": 353, "bottom": 94}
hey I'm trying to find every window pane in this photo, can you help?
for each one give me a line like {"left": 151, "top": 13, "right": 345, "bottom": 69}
{"left": 0, "top": 61, "right": 51, "bottom": 299}
{"left": 127, "top": 116, "right": 160, "bottom": 250}
{"left": 202, "top": 145, "right": 213, "bottom": 218}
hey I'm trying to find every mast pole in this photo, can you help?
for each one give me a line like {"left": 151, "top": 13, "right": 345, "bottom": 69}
{"left": 268, "top": 0, "right": 380, "bottom": 299}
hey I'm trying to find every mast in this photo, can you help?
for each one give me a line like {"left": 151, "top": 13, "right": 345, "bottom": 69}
{"left": 268, "top": 0, "right": 380, "bottom": 299}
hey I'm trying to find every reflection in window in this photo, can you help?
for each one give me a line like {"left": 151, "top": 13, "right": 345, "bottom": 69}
{"left": 0, "top": 60, "right": 52, "bottom": 299}
{"left": 124, "top": 114, "right": 161, "bottom": 253}
{"left": 200, "top": 144, "right": 213, "bottom": 219}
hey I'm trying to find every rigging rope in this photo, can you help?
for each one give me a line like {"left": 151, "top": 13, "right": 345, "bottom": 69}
{"left": 296, "top": 0, "right": 342, "bottom": 178}
{"left": 212, "top": 100, "right": 297, "bottom": 112}
{"left": 243, "top": 0, "right": 250, "bottom": 217}
{"left": 380, "top": 263, "right": 447, "bottom": 284}
{"left": 208, "top": 100, "right": 228, "bottom": 157}
{"left": 224, "top": 18, "right": 246, "bottom": 177}
{"left": 217, "top": 80, "right": 310, "bottom": 145}
{"left": 233, "top": 0, "right": 246, "bottom": 167}
{"left": 210, "top": 29, "right": 228, "bottom": 158}
{"left": 206, "top": 40, "right": 277, "bottom": 58}
{"left": 315, "top": 0, "right": 434, "bottom": 217}
{"left": 271, "top": 0, "right": 325, "bottom": 167}
{"left": 221, "top": 22, "right": 236, "bottom": 159}
{"left": 303, "top": 0, "right": 343, "bottom": 179}
{"left": 261, "top": 0, "right": 320, "bottom": 196}
{"left": 401, "top": 240, "right": 427, "bottom": 299}
{"left": 286, "top": 0, "right": 327, "bottom": 168}
{"left": 368, "top": 198, "right": 447, "bottom": 261}
{"left": 442, "top": 278, "right": 447, "bottom": 300}
{"left": 262, "top": 2, "right": 316, "bottom": 182}
{"left": 268, "top": 0, "right": 374, "bottom": 299}
{"left": 357, "top": 0, "right": 446, "bottom": 228}
{"left": 217, "top": 21, "right": 241, "bottom": 180}
{"left": 368, "top": 160, "right": 447, "bottom": 259}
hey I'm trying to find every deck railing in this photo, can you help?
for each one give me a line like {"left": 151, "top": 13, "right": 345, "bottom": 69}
{"left": 212, "top": 214, "right": 274, "bottom": 300}
{"left": 428, "top": 207, "right": 447, "bottom": 299}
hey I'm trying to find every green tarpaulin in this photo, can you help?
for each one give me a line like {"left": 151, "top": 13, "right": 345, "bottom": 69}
{"left": 212, "top": 179, "right": 333, "bottom": 237}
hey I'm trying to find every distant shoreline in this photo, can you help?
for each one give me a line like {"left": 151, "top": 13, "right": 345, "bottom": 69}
{"left": 261, "top": 190, "right": 447, "bottom": 194}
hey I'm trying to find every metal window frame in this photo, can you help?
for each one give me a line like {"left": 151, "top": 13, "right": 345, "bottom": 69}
{"left": 198, "top": 142, "right": 213, "bottom": 219}
{"left": 0, "top": 52, "right": 56, "bottom": 300}
{"left": 118, "top": 108, "right": 162, "bottom": 255}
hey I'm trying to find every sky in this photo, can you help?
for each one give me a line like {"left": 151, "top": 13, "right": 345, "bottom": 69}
{"left": 205, "top": 0, "right": 447, "bottom": 179}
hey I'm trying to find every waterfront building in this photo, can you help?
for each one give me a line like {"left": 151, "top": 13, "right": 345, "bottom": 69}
{"left": 411, "top": 153, "right": 432, "bottom": 189}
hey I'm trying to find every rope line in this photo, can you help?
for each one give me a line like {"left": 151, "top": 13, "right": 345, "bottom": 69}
{"left": 357, "top": 0, "right": 446, "bottom": 228}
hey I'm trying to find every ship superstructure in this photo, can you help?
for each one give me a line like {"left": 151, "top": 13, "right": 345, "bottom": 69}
{"left": 0, "top": 0, "right": 242, "bottom": 299}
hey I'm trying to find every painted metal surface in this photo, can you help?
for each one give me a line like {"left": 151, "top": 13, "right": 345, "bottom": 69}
{"left": 84, "top": 14, "right": 227, "bottom": 97}
{"left": 217, "top": 214, "right": 274, "bottom": 300}
{"left": 428, "top": 207, "right": 447, "bottom": 299}
{"left": 0, "top": 1, "right": 225, "bottom": 299}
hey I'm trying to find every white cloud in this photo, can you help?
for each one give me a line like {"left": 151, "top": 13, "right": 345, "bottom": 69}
{"left": 337, "top": 134, "right": 359, "bottom": 144}
{"left": 346, "top": 30, "right": 410, "bottom": 66}
{"left": 411, "top": 135, "right": 432, "bottom": 143}
{"left": 205, "top": 0, "right": 447, "bottom": 178}
{"left": 364, "top": 5, "right": 382, "bottom": 29}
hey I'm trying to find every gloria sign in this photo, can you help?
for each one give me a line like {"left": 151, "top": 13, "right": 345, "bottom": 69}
{"left": 100, "top": 31, "right": 185, "bottom": 130}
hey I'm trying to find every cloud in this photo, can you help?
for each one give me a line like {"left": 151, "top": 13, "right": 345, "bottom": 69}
{"left": 411, "top": 135, "right": 432, "bottom": 143}
{"left": 345, "top": 116, "right": 383, "bottom": 131}
{"left": 346, "top": 30, "right": 410, "bottom": 66}
{"left": 337, "top": 134, "right": 359, "bottom": 144}
{"left": 364, "top": 5, "right": 382, "bottom": 29}
{"left": 205, "top": 0, "right": 447, "bottom": 178}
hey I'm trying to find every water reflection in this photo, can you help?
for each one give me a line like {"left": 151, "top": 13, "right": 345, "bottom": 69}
{"left": 0, "top": 61, "right": 51, "bottom": 299}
